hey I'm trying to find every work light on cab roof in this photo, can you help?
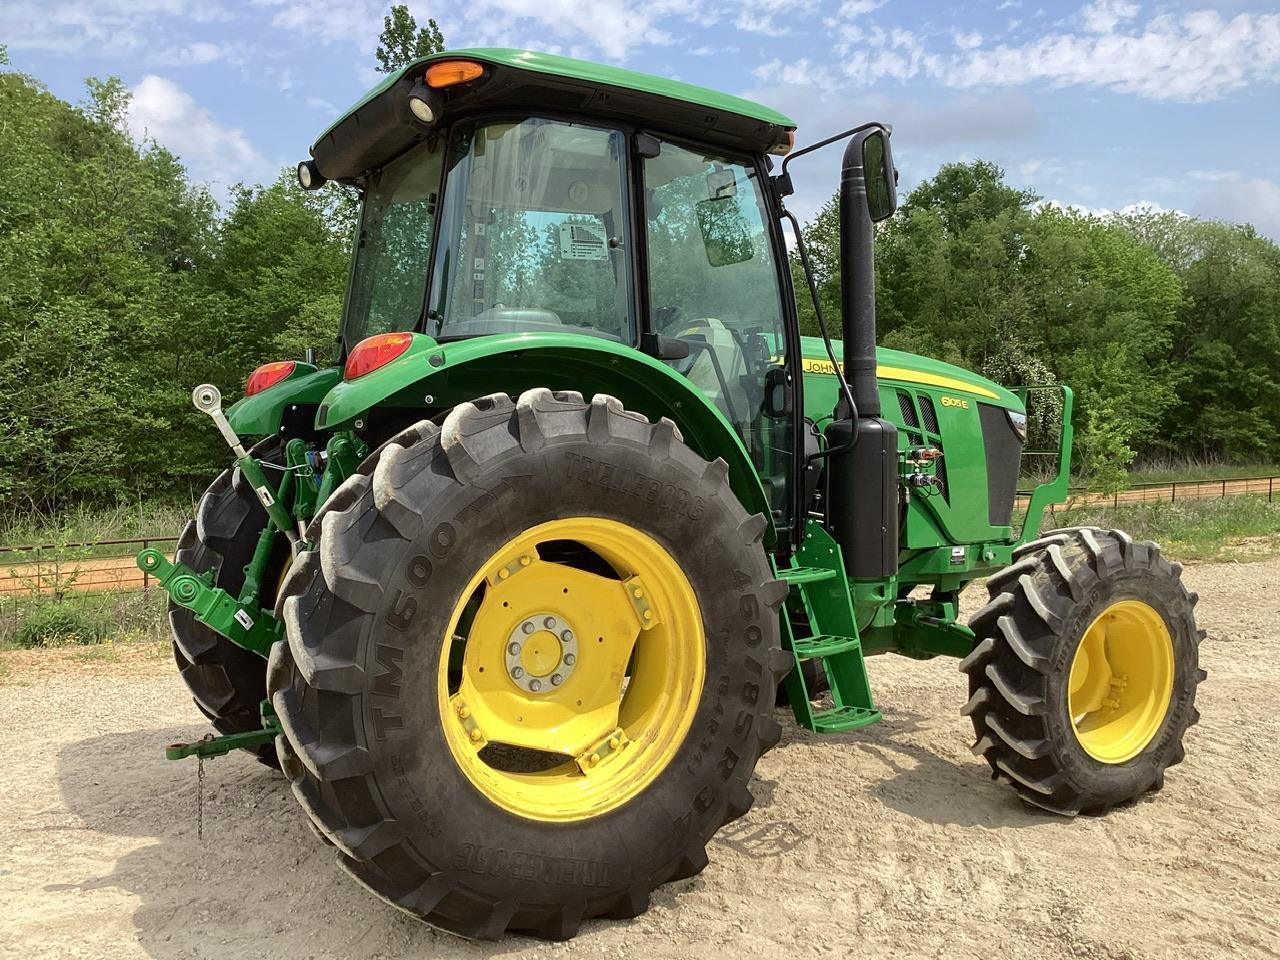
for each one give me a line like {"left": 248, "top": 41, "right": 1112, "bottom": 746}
{"left": 143, "top": 45, "right": 1205, "bottom": 944}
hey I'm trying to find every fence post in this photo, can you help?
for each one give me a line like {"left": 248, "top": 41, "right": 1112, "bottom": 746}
{"left": 1222, "top": 479, "right": 1227, "bottom": 499}
{"left": 1171, "top": 481, "right": 1176, "bottom": 503}
{"left": 1271, "top": 476, "right": 1274, "bottom": 504}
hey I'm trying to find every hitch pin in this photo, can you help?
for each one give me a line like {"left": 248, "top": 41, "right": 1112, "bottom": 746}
{"left": 192, "top": 384, "right": 299, "bottom": 545}
{"left": 192, "top": 384, "right": 249, "bottom": 459}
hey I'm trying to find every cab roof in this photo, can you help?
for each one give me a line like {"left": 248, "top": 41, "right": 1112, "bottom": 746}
{"left": 310, "top": 48, "right": 797, "bottom": 182}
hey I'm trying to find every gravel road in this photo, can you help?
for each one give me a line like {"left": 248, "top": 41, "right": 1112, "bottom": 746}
{"left": 1, "top": 555, "right": 1277, "bottom": 960}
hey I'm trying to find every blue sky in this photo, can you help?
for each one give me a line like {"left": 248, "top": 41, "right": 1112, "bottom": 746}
{"left": 4, "top": 0, "right": 1279, "bottom": 237}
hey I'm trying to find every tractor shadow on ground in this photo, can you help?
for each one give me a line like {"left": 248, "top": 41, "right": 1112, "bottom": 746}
{"left": 773, "top": 703, "right": 1064, "bottom": 830}
{"left": 54, "top": 715, "right": 1061, "bottom": 958}
{"left": 54, "top": 727, "right": 577, "bottom": 959}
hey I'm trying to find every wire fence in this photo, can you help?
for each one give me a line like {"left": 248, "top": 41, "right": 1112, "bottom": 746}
{"left": 0, "top": 536, "right": 178, "bottom": 646}
{"left": 2, "top": 474, "right": 1277, "bottom": 643}
{"left": 1015, "top": 475, "right": 1280, "bottom": 510}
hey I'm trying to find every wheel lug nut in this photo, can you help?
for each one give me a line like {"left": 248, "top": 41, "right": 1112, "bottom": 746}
{"left": 551, "top": 674, "right": 563, "bottom": 686}
{"left": 543, "top": 616, "right": 556, "bottom": 629}
{"left": 561, "top": 629, "right": 574, "bottom": 642}
{"left": 522, "top": 621, "right": 535, "bottom": 634}
{"left": 512, "top": 666, "right": 524, "bottom": 679}
{"left": 508, "top": 642, "right": 520, "bottom": 656}
{"left": 530, "top": 679, "right": 541, "bottom": 692}
{"left": 563, "top": 653, "right": 576, "bottom": 666}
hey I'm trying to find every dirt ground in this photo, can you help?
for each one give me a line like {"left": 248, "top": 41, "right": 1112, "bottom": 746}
{"left": 1, "top": 557, "right": 1277, "bottom": 960}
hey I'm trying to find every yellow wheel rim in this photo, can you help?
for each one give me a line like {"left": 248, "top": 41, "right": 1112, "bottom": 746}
{"left": 438, "top": 517, "right": 705, "bottom": 822}
{"left": 1068, "top": 599, "right": 1174, "bottom": 763}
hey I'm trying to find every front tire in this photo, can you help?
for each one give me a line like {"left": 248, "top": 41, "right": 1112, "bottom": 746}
{"left": 269, "top": 390, "right": 790, "bottom": 939}
{"left": 961, "top": 527, "right": 1204, "bottom": 815}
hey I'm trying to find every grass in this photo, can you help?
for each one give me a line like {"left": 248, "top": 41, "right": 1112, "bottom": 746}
{"left": 0, "top": 589, "right": 170, "bottom": 648}
{"left": 1040, "top": 495, "right": 1280, "bottom": 562}
{"left": 1020, "top": 458, "right": 1280, "bottom": 491}
{"left": 0, "top": 499, "right": 194, "bottom": 551}
{"left": 69, "top": 641, "right": 121, "bottom": 663}
{"left": 1124, "top": 459, "right": 1280, "bottom": 485}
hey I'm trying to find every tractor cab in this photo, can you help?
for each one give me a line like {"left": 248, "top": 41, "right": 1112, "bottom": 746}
{"left": 313, "top": 51, "right": 799, "bottom": 525}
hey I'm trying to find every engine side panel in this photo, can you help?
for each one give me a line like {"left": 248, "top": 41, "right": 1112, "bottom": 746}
{"left": 800, "top": 337, "right": 1024, "bottom": 548}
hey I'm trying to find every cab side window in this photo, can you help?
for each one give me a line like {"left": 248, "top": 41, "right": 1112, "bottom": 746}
{"left": 643, "top": 140, "right": 791, "bottom": 519}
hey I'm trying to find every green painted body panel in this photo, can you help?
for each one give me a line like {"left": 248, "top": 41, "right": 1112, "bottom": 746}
{"left": 316, "top": 332, "right": 773, "bottom": 538}
{"left": 799, "top": 336, "right": 1023, "bottom": 549}
{"left": 799, "top": 337, "right": 1021, "bottom": 421}
{"left": 226, "top": 366, "right": 342, "bottom": 436}
{"left": 316, "top": 47, "right": 796, "bottom": 149}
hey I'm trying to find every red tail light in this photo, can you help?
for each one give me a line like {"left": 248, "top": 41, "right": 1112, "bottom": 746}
{"left": 245, "top": 360, "right": 296, "bottom": 396}
{"left": 345, "top": 332, "right": 414, "bottom": 380}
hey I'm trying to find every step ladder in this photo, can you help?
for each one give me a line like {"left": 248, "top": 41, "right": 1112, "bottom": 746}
{"left": 776, "top": 525, "right": 881, "bottom": 734}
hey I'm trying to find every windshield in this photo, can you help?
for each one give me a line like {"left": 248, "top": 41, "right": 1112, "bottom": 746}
{"left": 341, "top": 138, "right": 444, "bottom": 352}
{"left": 426, "top": 118, "right": 635, "bottom": 341}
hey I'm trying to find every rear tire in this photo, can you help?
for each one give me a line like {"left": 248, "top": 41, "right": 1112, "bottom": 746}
{"left": 961, "top": 527, "right": 1204, "bottom": 815}
{"left": 170, "top": 439, "right": 287, "bottom": 767}
{"left": 269, "top": 390, "right": 791, "bottom": 939}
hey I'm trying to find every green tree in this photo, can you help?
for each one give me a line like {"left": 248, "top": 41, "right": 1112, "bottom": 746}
{"left": 0, "top": 66, "right": 352, "bottom": 510}
{"left": 1117, "top": 210, "right": 1280, "bottom": 462}
{"left": 374, "top": 4, "right": 446, "bottom": 73}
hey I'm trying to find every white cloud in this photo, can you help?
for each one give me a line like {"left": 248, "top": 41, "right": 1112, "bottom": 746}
{"left": 127, "top": 75, "right": 271, "bottom": 193}
{"left": 736, "top": 12, "right": 791, "bottom": 37}
{"left": 1193, "top": 175, "right": 1280, "bottom": 242}
{"left": 953, "top": 31, "right": 983, "bottom": 50}
{"left": 1039, "top": 198, "right": 1170, "bottom": 220}
{"left": 837, "top": 0, "right": 885, "bottom": 15}
{"left": 1, "top": 0, "right": 214, "bottom": 55}
{"left": 826, "top": 4, "right": 1280, "bottom": 102}
{"left": 1080, "top": 0, "right": 1139, "bottom": 34}
{"left": 753, "top": 58, "right": 839, "bottom": 88}
{"left": 147, "top": 40, "right": 243, "bottom": 67}
{"left": 947, "top": 9, "right": 1280, "bottom": 101}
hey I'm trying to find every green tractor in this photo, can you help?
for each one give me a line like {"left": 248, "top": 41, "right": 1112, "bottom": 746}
{"left": 141, "top": 49, "right": 1205, "bottom": 940}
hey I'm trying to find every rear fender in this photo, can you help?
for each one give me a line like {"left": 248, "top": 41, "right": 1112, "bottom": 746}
{"left": 316, "top": 333, "right": 774, "bottom": 541}
{"left": 226, "top": 365, "right": 342, "bottom": 436}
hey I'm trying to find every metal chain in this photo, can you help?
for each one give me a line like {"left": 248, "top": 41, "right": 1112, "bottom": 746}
{"left": 196, "top": 753, "right": 206, "bottom": 842}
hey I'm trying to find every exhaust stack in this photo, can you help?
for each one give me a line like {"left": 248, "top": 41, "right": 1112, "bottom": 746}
{"left": 826, "top": 127, "right": 899, "bottom": 582}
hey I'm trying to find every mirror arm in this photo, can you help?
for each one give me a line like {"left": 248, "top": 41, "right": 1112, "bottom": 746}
{"left": 777, "top": 121, "right": 888, "bottom": 182}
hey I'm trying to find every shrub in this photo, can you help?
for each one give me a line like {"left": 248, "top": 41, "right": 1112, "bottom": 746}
{"left": 16, "top": 601, "right": 113, "bottom": 647}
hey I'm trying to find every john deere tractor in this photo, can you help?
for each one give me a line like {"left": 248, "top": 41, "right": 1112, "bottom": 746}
{"left": 141, "top": 49, "right": 1204, "bottom": 940}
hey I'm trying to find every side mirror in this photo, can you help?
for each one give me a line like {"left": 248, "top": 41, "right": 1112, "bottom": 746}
{"left": 763, "top": 365, "right": 793, "bottom": 419}
{"left": 862, "top": 128, "right": 897, "bottom": 222}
